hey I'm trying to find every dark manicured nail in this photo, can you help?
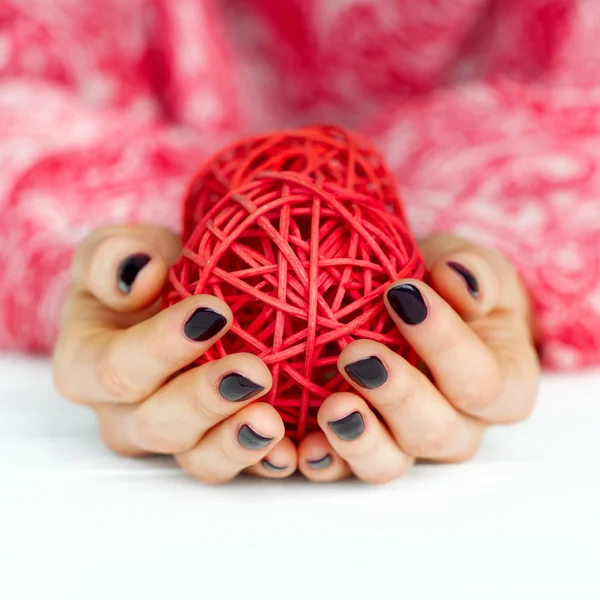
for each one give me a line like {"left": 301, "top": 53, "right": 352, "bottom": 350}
{"left": 184, "top": 307, "right": 227, "bottom": 342}
{"left": 448, "top": 262, "right": 480, "bottom": 297}
{"left": 237, "top": 425, "right": 274, "bottom": 450}
{"left": 307, "top": 455, "right": 332, "bottom": 470}
{"left": 117, "top": 254, "right": 150, "bottom": 293}
{"left": 344, "top": 357, "right": 388, "bottom": 389}
{"left": 262, "top": 459, "right": 287, "bottom": 472}
{"left": 387, "top": 283, "right": 428, "bottom": 325}
{"left": 328, "top": 412, "right": 365, "bottom": 441}
{"left": 219, "top": 373, "right": 264, "bottom": 402}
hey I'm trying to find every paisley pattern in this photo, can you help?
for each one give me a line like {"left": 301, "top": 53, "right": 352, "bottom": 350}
{"left": 0, "top": 0, "right": 599, "bottom": 370}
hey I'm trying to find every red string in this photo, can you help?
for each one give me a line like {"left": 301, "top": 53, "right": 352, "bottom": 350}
{"left": 163, "top": 125, "right": 426, "bottom": 442}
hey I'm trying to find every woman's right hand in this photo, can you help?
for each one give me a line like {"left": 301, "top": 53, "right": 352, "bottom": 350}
{"left": 52, "top": 225, "right": 297, "bottom": 483}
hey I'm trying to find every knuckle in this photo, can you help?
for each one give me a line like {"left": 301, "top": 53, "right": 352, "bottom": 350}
{"left": 98, "top": 420, "right": 144, "bottom": 458}
{"left": 505, "top": 368, "right": 539, "bottom": 423}
{"left": 97, "top": 344, "right": 141, "bottom": 403}
{"left": 405, "top": 417, "right": 461, "bottom": 458}
{"left": 459, "top": 368, "right": 504, "bottom": 416}
{"left": 176, "top": 454, "right": 229, "bottom": 485}
{"left": 454, "top": 441, "right": 481, "bottom": 463}
{"left": 443, "top": 435, "right": 482, "bottom": 464}
{"left": 132, "top": 411, "right": 161, "bottom": 448}
{"left": 435, "top": 336, "right": 456, "bottom": 360}
{"left": 190, "top": 391, "right": 223, "bottom": 424}
{"left": 190, "top": 468, "right": 228, "bottom": 485}
{"left": 375, "top": 371, "right": 420, "bottom": 414}
{"left": 220, "top": 437, "right": 253, "bottom": 466}
{"left": 188, "top": 378, "right": 229, "bottom": 424}
{"left": 133, "top": 411, "right": 184, "bottom": 453}
{"left": 499, "top": 394, "right": 537, "bottom": 424}
{"left": 145, "top": 329, "right": 174, "bottom": 370}
{"left": 97, "top": 359, "right": 134, "bottom": 402}
{"left": 101, "top": 437, "right": 140, "bottom": 458}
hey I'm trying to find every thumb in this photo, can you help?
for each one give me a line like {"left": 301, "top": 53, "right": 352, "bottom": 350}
{"left": 72, "top": 224, "right": 181, "bottom": 313}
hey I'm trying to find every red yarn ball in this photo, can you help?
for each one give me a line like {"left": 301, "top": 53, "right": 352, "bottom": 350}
{"left": 163, "top": 125, "right": 426, "bottom": 441}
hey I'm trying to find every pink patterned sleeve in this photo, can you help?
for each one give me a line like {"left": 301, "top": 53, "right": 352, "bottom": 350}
{"left": 0, "top": 0, "right": 239, "bottom": 354}
{"left": 366, "top": 1, "right": 600, "bottom": 371}
{"left": 0, "top": 81, "right": 203, "bottom": 354}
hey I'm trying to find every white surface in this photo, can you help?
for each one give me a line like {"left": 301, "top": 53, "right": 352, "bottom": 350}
{"left": 1, "top": 354, "right": 600, "bottom": 599}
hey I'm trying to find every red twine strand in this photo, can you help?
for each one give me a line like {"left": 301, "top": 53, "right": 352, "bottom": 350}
{"left": 163, "top": 125, "right": 426, "bottom": 441}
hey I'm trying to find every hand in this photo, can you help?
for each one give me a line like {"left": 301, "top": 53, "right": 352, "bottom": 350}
{"left": 52, "top": 225, "right": 299, "bottom": 483}
{"left": 53, "top": 227, "right": 539, "bottom": 485}
{"left": 295, "top": 233, "right": 540, "bottom": 483}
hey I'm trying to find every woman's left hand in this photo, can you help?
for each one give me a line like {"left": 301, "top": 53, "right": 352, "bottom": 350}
{"left": 290, "top": 233, "right": 540, "bottom": 483}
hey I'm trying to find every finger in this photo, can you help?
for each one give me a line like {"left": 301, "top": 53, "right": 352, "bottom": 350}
{"left": 317, "top": 392, "right": 414, "bottom": 483}
{"left": 385, "top": 279, "right": 536, "bottom": 422}
{"left": 72, "top": 224, "right": 181, "bottom": 313}
{"left": 97, "top": 406, "right": 151, "bottom": 458}
{"left": 421, "top": 237, "right": 540, "bottom": 422}
{"left": 297, "top": 432, "right": 352, "bottom": 482}
{"left": 246, "top": 437, "right": 298, "bottom": 479}
{"left": 54, "top": 294, "right": 233, "bottom": 405}
{"left": 176, "top": 402, "right": 285, "bottom": 485}
{"left": 385, "top": 278, "right": 501, "bottom": 415}
{"left": 338, "top": 341, "right": 484, "bottom": 461}
{"left": 94, "top": 353, "right": 272, "bottom": 455}
{"left": 429, "top": 252, "right": 499, "bottom": 321}
{"left": 419, "top": 232, "right": 533, "bottom": 326}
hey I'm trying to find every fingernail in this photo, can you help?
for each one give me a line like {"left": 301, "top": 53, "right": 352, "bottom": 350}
{"left": 237, "top": 424, "right": 274, "bottom": 450}
{"left": 307, "top": 455, "right": 332, "bottom": 470}
{"left": 448, "top": 262, "right": 480, "bottom": 297}
{"left": 262, "top": 459, "right": 287, "bottom": 472}
{"left": 184, "top": 307, "right": 227, "bottom": 342}
{"left": 387, "top": 283, "right": 428, "bottom": 325}
{"left": 328, "top": 411, "right": 365, "bottom": 441}
{"left": 117, "top": 254, "right": 150, "bottom": 293}
{"left": 219, "top": 373, "right": 264, "bottom": 402}
{"left": 344, "top": 356, "right": 388, "bottom": 389}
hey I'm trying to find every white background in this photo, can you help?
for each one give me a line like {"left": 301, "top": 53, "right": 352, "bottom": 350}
{"left": 1, "top": 354, "right": 599, "bottom": 600}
